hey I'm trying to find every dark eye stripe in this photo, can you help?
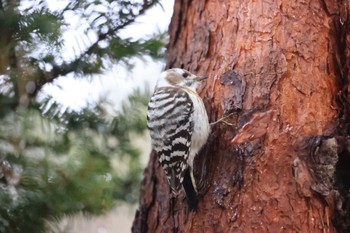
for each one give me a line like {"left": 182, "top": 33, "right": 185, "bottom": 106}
{"left": 182, "top": 72, "right": 189, "bottom": 78}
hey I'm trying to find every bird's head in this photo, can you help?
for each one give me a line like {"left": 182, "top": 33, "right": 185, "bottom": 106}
{"left": 155, "top": 68, "right": 207, "bottom": 91}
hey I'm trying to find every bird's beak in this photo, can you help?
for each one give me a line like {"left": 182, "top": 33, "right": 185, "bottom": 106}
{"left": 195, "top": 76, "right": 207, "bottom": 82}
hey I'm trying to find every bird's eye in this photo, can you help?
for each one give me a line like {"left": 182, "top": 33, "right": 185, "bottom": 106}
{"left": 182, "top": 72, "right": 189, "bottom": 78}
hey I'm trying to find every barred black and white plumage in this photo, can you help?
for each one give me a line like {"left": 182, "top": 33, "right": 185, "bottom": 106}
{"left": 147, "top": 68, "right": 210, "bottom": 210}
{"left": 147, "top": 87, "right": 194, "bottom": 191}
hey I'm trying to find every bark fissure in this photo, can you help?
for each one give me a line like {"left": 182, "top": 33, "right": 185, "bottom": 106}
{"left": 328, "top": 1, "right": 350, "bottom": 232}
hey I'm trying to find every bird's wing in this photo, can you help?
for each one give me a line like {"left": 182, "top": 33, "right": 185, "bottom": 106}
{"left": 147, "top": 86, "right": 194, "bottom": 193}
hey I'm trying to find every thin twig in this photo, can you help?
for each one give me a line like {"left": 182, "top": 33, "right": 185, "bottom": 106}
{"left": 210, "top": 112, "right": 235, "bottom": 126}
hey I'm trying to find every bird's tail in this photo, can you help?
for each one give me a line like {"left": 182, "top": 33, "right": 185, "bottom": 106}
{"left": 182, "top": 167, "right": 198, "bottom": 211}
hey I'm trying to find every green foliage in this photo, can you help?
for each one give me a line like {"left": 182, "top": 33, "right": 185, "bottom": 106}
{"left": 0, "top": 0, "right": 165, "bottom": 100}
{"left": 0, "top": 88, "right": 151, "bottom": 233}
{"left": 0, "top": 0, "right": 164, "bottom": 232}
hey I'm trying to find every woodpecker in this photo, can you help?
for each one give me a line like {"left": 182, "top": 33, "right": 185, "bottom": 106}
{"left": 147, "top": 68, "right": 210, "bottom": 210}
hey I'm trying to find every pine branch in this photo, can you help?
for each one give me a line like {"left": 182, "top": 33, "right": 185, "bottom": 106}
{"left": 33, "top": 0, "right": 160, "bottom": 95}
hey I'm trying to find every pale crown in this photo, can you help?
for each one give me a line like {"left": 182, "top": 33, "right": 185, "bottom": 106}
{"left": 155, "top": 68, "right": 206, "bottom": 91}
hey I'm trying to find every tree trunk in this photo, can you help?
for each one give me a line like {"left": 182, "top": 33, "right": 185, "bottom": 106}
{"left": 132, "top": 0, "right": 350, "bottom": 232}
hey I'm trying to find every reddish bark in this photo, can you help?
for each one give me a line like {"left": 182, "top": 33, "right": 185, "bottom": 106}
{"left": 133, "top": 0, "right": 350, "bottom": 232}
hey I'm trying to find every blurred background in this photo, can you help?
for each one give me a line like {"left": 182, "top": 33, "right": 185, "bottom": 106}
{"left": 0, "top": 0, "right": 173, "bottom": 232}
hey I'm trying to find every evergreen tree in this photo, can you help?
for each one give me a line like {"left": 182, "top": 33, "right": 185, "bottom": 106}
{"left": 0, "top": 0, "right": 164, "bottom": 232}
